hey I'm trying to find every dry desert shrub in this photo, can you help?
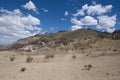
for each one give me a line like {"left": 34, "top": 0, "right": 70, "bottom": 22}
{"left": 20, "top": 67, "right": 26, "bottom": 72}
{"left": 9, "top": 55, "right": 15, "bottom": 62}
{"left": 26, "top": 56, "right": 33, "bottom": 63}
{"left": 45, "top": 54, "right": 50, "bottom": 59}
{"left": 50, "top": 54, "right": 54, "bottom": 58}
{"left": 84, "top": 64, "right": 92, "bottom": 70}
{"left": 45, "top": 54, "right": 54, "bottom": 59}
{"left": 72, "top": 55, "right": 76, "bottom": 59}
{"left": 58, "top": 45, "right": 66, "bottom": 50}
{"left": 106, "top": 73, "right": 109, "bottom": 75}
{"left": 113, "top": 49, "right": 117, "bottom": 52}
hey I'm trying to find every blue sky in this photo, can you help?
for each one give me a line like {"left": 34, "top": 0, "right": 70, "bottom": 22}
{"left": 0, "top": 0, "right": 120, "bottom": 44}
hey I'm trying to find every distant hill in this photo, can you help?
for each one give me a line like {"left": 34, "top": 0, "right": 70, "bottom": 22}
{"left": 1, "top": 28, "right": 120, "bottom": 51}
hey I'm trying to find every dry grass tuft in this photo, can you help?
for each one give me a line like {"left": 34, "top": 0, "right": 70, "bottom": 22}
{"left": 26, "top": 56, "right": 33, "bottom": 63}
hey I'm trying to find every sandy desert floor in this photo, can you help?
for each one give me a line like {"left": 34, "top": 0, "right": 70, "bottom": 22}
{"left": 0, "top": 49, "right": 120, "bottom": 80}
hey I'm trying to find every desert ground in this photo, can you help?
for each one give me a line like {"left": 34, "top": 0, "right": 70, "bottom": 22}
{"left": 0, "top": 49, "right": 120, "bottom": 80}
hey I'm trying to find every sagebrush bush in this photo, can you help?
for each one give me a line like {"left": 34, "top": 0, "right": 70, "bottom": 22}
{"left": 26, "top": 56, "right": 33, "bottom": 63}
{"left": 10, "top": 56, "right": 15, "bottom": 62}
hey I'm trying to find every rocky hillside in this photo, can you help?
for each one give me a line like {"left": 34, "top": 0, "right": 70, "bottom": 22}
{"left": 112, "top": 29, "right": 120, "bottom": 40}
{"left": 2, "top": 29, "right": 120, "bottom": 50}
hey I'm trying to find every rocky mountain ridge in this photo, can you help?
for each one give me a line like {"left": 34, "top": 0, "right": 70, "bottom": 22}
{"left": 1, "top": 28, "right": 120, "bottom": 51}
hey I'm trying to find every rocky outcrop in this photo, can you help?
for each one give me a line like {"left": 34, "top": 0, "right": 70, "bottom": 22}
{"left": 112, "top": 30, "right": 120, "bottom": 40}
{"left": 18, "top": 45, "right": 35, "bottom": 52}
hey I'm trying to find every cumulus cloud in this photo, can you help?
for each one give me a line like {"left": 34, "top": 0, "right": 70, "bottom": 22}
{"left": 71, "top": 18, "right": 82, "bottom": 26}
{"left": 71, "top": 3, "right": 116, "bottom": 32}
{"left": 22, "top": 1, "right": 37, "bottom": 12}
{"left": 0, "top": 8, "right": 22, "bottom": 16}
{"left": 0, "top": 8, "right": 41, "bottom": 44}
{"left": 97, "top": 15, "right": 116, "bottom": 29}
{"left": 80, "top": 16, "right": 97, "bottom": 25}
{"left": 86, "top": 4, "right": 112, "bottom": 15}
{"left": 71, "top": 16, "right": 97, "bottom": 31}
{"left": 73, "top": 10, "right": 85, "bottom": 16}
{"left": 71, "top": 25, "right": 83, "bottom": 31}
{"left": 96, "top": 15, "right": 116, "bottom": 33}
{"left": 71, "top": 16, "right": 97, "bottom": 26}
{"left": 73, "top": 4, "right": 112, "bottom": 16}
{"left": 106, "top": 28, "right": 116, "bottom": 33}
{"left": 82, "top": 4, "right": 89, "bottom": 11}
{"left": 64, "top": 11, "right": 69, "bottom": 16}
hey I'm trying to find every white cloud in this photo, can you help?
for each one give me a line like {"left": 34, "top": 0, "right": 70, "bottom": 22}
{"left": 71, "top": 18, "right": 82, "bottom": 26}
{"left": 74, "top": 4, "right": 112, "bottom": 16}
{"left": 80, "top": 16, "right": 97, "bottom": 25}
{"left": 71, "top": 25, "right": 83, "bottom": 31}
{"left": 64, "top": 11, "right": 69, "bottom": 16}
{"left": 73, "top": 10, "right": 85, "bottom": 16}
{"left": 71, "top": 3, "right": 116, "bottom": 32}
{"left": 86, "top": 4, "right": 112, "bottom": 15}
{"left": 42, "top": 8, "right": 48, "bottom": 12}
{"left": 106, "top": 28, "right": 116, "bottom": 33}
{"left": 22, "top": 1, "right": 37, "bottom": 12}
{"left": 73, "top": 4, "right": 87, "bottom": 17}
{"left": 82, "top": 4, "right": 89, "bottom": 11}
{"left": 97, "top": 15, "right": 116, "bottom": 29}
{"left": 0, "top": 8, "right": 41, "bottom": 44}
{"left": 71, "top": 16, "right": 97, "bottom": 26}
{"left": 0, "top": 8, "right": 22, "bottom": 16}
